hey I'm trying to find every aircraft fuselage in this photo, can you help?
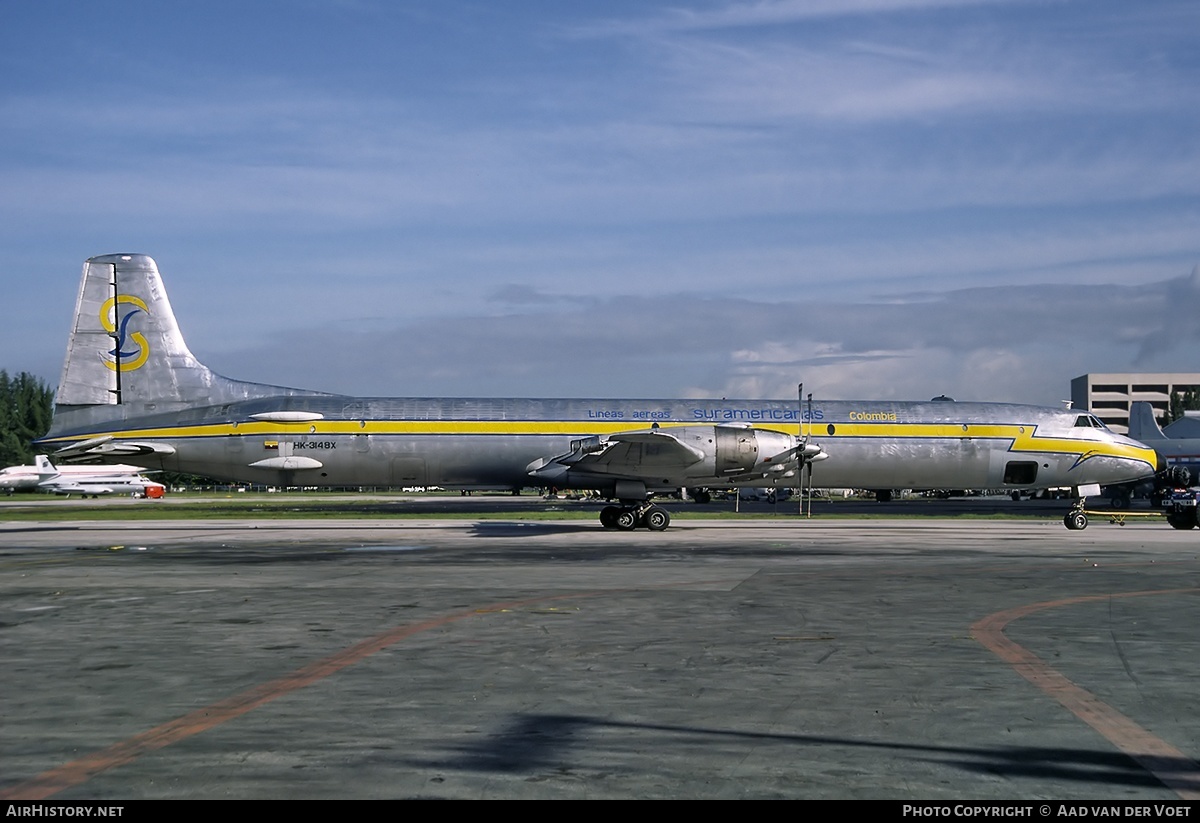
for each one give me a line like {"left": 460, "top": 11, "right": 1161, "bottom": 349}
{"left": 42, "top": 395, "right": 1158, "bottom": 495}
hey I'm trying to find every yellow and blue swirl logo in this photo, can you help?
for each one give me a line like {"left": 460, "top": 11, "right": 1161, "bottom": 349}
{"left": 100, "top": 295, "right": 150, "bottom": 372}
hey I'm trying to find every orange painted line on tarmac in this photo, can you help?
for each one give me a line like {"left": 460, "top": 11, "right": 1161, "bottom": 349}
{"left": 2, "top": 576, "right": 745, "bottom": 800}
{"left": 972, "top": 588, "right": 1200, "bottom": 799}
{"left": 0, "top": 588, "right": 618, "bottom": 801}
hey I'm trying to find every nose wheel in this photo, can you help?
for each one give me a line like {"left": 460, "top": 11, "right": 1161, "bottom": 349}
{"left": 1062, "top": 496, "right": 1090, "bottom": 530}
{"left": 1064, "top": 507, "right": 1089, "bottom": 531}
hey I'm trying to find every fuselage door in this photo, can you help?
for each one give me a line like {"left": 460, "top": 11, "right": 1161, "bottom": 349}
{"left": 1002, "top": 460, "right": 1039, "bottom": 486}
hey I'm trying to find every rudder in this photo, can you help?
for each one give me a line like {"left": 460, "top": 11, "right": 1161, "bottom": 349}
{"left": 56, "top": 254, "right": 211, "bottom": 407}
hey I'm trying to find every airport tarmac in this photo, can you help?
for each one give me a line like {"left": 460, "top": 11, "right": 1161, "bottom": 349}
{"left": 2, "top": 511, "right": 1199, "bottom": 800}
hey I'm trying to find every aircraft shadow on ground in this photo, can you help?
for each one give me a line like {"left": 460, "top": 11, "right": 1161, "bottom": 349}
{"left": 402, "top": 712, "right": 1183, "bottom": 793}
{"left": 469, "top": 521, "right": 600, "bottom": 538}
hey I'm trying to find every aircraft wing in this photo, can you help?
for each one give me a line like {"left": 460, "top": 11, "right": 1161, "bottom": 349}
{"left": 527, "top": 428, "right": 706, "bottom": 484}
{"left": 589, "top": 430, "right": 708, "bottom": 470}
{"left": 527, "top": 424, "right": 816, "bottom": 491}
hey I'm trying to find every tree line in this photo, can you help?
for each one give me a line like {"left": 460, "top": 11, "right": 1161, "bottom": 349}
{"left": 1169, "top": 388, "right": 1200, "bottom": 424}
{"left": 0, "top": 371, "right": 55, "bottom": 466}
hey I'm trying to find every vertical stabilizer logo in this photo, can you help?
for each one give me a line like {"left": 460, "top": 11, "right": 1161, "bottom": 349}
{"left": 100, "top": 295, "right": 150, "bottom": 372}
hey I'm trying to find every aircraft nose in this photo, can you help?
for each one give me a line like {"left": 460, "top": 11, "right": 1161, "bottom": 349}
{"left": 1157, "top": 450, "right": 1168, "bottom": 474}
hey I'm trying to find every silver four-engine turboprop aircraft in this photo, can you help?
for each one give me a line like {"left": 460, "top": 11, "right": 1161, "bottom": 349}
{"left": 36, "top": 254, "right": 1161, "bottom": 530}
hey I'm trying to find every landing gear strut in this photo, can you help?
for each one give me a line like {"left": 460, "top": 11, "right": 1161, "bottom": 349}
{"left": 600, "top": 502, "right": 672, "bottom": 531}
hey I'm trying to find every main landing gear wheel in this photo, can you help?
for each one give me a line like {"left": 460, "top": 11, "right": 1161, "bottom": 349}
{"left": 599, "top": 506, "right": 620, "bottom": 528}
{"left": 642, "top": 506, "right": 671, "bottom": 531}
{"left": 1064, "top": 510, "right": 1088, "bottom": 531}
{"left": 614, "top": 509, "right": 639, "bottom": 530}
{"left": 598, "top": 503, "right": 672, "bottom": 530}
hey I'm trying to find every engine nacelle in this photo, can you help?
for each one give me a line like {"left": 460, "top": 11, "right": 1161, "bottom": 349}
{"left": 665, "top": 425, "right": 797, "bottom": 476}
{"left": 526, "top": 423, "right": 807, "bottom": 493}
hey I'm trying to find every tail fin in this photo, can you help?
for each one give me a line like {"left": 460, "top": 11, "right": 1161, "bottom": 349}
{"left": 33, "top": 455, "right": 58, "bottom": 479}
{"left": 57, "top": 254, "right": 227, "bottom": 407}
{"left": 49, "top": 254, "right": 328, "bottom": 439}
{"left": 1128, "top": 402, "right": 1168, "bottom": 441}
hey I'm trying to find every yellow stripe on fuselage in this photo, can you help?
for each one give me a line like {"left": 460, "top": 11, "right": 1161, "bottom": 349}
{"left": 40, "top": 418, "right": 1159, "bottom": 470}
{"left": 821, "top": 421, "right": 1158, "bottom": 469}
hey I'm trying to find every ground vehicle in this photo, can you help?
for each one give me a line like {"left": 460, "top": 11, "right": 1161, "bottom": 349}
{"left": 1162, "top": 488, "right": 1200, "bottom": 530}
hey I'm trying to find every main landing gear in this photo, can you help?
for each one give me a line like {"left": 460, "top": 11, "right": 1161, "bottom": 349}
{"left": 599, "top": 502, "right": 672, "bottom": 531}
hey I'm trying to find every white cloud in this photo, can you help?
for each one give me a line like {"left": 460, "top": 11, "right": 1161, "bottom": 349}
{"left": 575, "top": 0, "right": 1009, "bottom": 36}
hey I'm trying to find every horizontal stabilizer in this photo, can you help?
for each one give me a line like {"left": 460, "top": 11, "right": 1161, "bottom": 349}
{"left": 54, "top": 436, "right": 176, "bottom": 460}
{"left": 52, "top": 435, "right": 114, "bottom": 458}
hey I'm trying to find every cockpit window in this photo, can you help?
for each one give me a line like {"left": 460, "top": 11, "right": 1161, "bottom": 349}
{"left": 1073, "top": 414, "right": 1110, "bottom": 430}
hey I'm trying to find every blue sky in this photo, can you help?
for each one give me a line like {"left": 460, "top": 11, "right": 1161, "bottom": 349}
{"left": 3, "top": 0, "right": 1199, "bottom": 405}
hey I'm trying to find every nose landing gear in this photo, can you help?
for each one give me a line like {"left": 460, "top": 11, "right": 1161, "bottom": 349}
{"left": 1064, "top": 506, "right": 1089, "bottom": 531}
